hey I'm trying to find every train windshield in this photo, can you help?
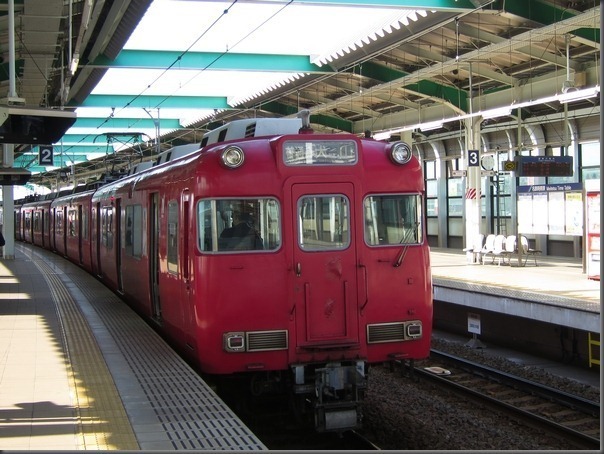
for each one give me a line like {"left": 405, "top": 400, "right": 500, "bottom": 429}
{"left": 298, "top": 195, "right": 350, "bottom": 250}
{"left": 364, "top": 194, "right": 423, "bottom": 246}
{"left": 197, "top": 198, "right": 280, "bottom": 253}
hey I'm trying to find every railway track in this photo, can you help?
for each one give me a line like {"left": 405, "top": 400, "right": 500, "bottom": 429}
{"left": 411, "top": 350, "right": 600, "bottom": 449}
{"left": 212, "top": 376, "right": 379, "bottom": 450}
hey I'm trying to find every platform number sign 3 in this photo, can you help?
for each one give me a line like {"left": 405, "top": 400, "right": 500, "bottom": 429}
{"left": 39, "top": 145, "right": 54, "bottom": 165}
{"left": 468, "top": 150, "right": 479, "bottom": 167}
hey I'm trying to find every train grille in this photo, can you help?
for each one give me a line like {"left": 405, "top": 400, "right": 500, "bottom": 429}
{"left": 246, "top": 330, "right": 288, "bottom": 351}
{"left": 367, "top": 322, "right": 405, "bottom": 343}
{"left": 244, "top": 123, "right": 256, "bottom": 137}
{"left": 367, "top": 321, "right": 422, "bottom": 343}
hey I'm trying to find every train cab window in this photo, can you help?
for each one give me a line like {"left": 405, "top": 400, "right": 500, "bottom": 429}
{"left": 197, "top": 198, "right": 280, "bottom": 253}
{"left": 297, "top": 195, "right": 350, "bottom": 251}
{"left": 364, "top": 194, "right": 423, "bottom": 246}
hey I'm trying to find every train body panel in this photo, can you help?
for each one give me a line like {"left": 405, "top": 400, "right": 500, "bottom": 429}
{"left": 50, "top": 191, "right": 95, "bottom": 272}
{"left": 17, "top": 115, "right": 432, "bottom": 432}
{"left": 18, "top": 199, "right": 53, "bottom": 248}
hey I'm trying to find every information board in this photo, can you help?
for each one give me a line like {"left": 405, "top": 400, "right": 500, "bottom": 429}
{"left": 514, "top": 156, "right": 573, "bottom": 177}
{"left": 517, "top": 183, "right": 583, "bottom": 235}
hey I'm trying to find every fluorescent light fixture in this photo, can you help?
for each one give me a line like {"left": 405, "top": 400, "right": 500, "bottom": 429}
{"left": 70, "top": 53, "right": 80, "bottom": 75}
{"left": 557, "top": 85, "right": 600, "bottom": 103}
{"left": 419, "top": 121, "right": 443, "bottom": 131}
{"left": 373, "top": 131, "right": 393, "bottom": 141}
{"left": 371, "top": 84, "right": 600, "bottom": 139}
{"left": 481, "top": 107, "right": 512, "bottom": 120}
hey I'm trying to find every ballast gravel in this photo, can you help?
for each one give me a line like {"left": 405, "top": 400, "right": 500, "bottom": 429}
{"left": 359, "top": 336, "right": 599, "bottom": 450}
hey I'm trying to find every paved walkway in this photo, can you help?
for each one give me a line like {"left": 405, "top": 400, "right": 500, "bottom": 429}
{"left": 430, "top": 248, "right": 600, "bottom": 304}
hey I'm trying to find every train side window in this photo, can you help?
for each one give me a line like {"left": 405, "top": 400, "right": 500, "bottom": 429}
{"left": 56, "top": 210, "right": 64, "bottom": 237}
{"left": 363, "top": 194, "right": 423, "bottom": 246}
{"left": 297, "top": 195, "right": 350, "bottom": 251}
{"left": 68, "top": 208, "right": 77, "bottom": 237}
{"left": 33, "top": 211, "right": 41, "bottom": 233}
{"left": 167, "top": 201, "right": 178, "bottom": 273}
{"left": 197, "top": 198, "right": 280, "bottom": 253}
{"left": 125, "top": 204, "right": 143, "bottom": 258}
{"left": 101, "top": 206, "right": 113, "bottom": 249}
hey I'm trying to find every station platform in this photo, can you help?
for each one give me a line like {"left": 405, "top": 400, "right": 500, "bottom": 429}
{"left": 0, "top": 243, "right": 266, "bottom": 450}
{"left": 430, "top": 248, "right": 600, "bottom": 333}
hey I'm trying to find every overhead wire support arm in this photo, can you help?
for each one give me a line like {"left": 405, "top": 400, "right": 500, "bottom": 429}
{"left": 93, "top": 132, "right": 152, "bottom": 177}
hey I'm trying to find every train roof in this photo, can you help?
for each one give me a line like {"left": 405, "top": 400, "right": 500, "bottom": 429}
{"left": 200, "top": 118, "right": 303, "bottom": 147}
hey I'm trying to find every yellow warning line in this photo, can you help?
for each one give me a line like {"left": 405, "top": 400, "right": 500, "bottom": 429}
{"left": 33, "top": 257, "right": 139, "bottom": 450}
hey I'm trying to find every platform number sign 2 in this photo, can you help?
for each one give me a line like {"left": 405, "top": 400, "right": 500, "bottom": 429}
{"left": 468, "top": 150, "right": 479, "bottom": 167}
{"left": 39, "top": 145, "right": 54, "bottom": 166}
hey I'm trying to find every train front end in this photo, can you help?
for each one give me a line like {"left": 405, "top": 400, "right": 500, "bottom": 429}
{"left": 192, "top": 116, "right": 432, "bottom": 432}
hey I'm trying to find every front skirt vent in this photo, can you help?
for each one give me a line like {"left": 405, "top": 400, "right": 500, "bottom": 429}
{"left": 247, "top": 330, "right": 288, "bottom": 351}
{"left": 367, "top": 321, "right": 422, "bottom": 344}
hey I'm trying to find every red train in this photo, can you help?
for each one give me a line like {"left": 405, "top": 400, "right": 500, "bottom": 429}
{"left": 15, "top": 112, "right": 433, "bottom": 432}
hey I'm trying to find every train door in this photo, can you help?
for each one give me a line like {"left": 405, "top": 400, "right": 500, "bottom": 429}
{"left": 62, "top": 206, "right": 68, "bottom": 255}
{"left": 149, "top": 193, "right": 162, "bottom": 321}
{"left": 291, "top": 183, "right": 360, "bottom": 347}
{"left": 77, "top": 205, "right": 83, "bottom": 264}
{"left": 180, "top": 190, "right": 194, "bottom": 346}
{"left": 40, "top": 209, "right": 50, "bottom": 248}
{"left": 115, "top": 198, "right": 123, "bottom": 292}
{"left": 95, "top": 202, "right": 102, "bottom": 277}
{"left": 50, "top": 207, "right": 56, "bottom": 251}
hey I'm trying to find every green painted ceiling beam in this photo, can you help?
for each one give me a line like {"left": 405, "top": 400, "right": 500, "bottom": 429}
{"left": 500, "top": 0, "right": 599, "bottom": 43}
{"left": 42, "top": 154, "right": 99, "bottom": 164}
{"left": 59, "top": 134, "right": 156, "bottom": 144}
{"left": 91, "top": 50, "right": 332, "bottom": 73}
{"left": 77, "top": 94, "right": 230, "bottom": 110}
{"left": 28, "top": 145, "right": 111, "bottom": 155}
{"left": 72, "top": 117, "right": 182, "bottom": 130}
{"left": 14, "top": 154, "right": 104, "bottom": 168}
{"left": 359, "top": 61, "right": 468, "bottom": 110}
{"left": 285, "top": 0, "right": 478, "bottom": 9}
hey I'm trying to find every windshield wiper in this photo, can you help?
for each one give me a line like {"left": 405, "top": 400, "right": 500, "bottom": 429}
{"left": 393, "top": 223, "right": 418, "bottom": 267}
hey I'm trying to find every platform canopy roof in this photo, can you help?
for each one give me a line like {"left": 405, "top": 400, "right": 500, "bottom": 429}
{"left": 0, "top": 0, "right": 600, "bottom": 190}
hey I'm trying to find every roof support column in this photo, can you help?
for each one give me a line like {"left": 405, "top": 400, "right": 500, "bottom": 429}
{"left": 464, "top": 117, "right": 482, "bottom": 263}
{"left": 2, "top": 0, "right": 17, "bottom": 259}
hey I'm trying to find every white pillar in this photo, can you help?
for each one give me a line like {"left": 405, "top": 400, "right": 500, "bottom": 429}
{"left": 2, "top": 144, "right": 15, "bottom": 259}
{"left": 464, "top": 117, "right": 482, "bottom": 263}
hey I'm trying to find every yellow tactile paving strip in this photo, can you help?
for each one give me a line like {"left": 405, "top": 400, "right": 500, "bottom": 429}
{"left": 0, "top": 253, "right": 140, "bottom": 450}
{"left": 3, "top": 245, "right": 267, "bottom": 450}
{"left": 33, "top": 258, "right": 140, "bottom": 450}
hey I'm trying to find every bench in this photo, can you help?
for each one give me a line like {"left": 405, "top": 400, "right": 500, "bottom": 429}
{"left": 520, "top": 235, "right": 541, "bottom": 266}
{"left": 482, "top": 234, "right": 507, "bottom": 265}
{"left": 463, "top": 233, "right": 485, "bottom": 263}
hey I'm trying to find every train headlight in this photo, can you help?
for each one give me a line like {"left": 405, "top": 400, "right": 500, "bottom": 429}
{"left": 221, "top": 146, "right": 245, "bottom": 168}
{"left": 406, "top": 322, "right": 422, "bottom": 339}
{"left": 389, "top": 142, "right": 412, "bottom": 165}
{"left": 224, "top": 332, "right": 246, "bottom": 352}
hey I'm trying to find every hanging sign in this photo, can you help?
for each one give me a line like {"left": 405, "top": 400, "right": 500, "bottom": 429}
{"left": 39, "top": 145, "right": 54, "bottom": 165}
{"left": 468, "top": 149, "right": 479, "bottom": 167}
